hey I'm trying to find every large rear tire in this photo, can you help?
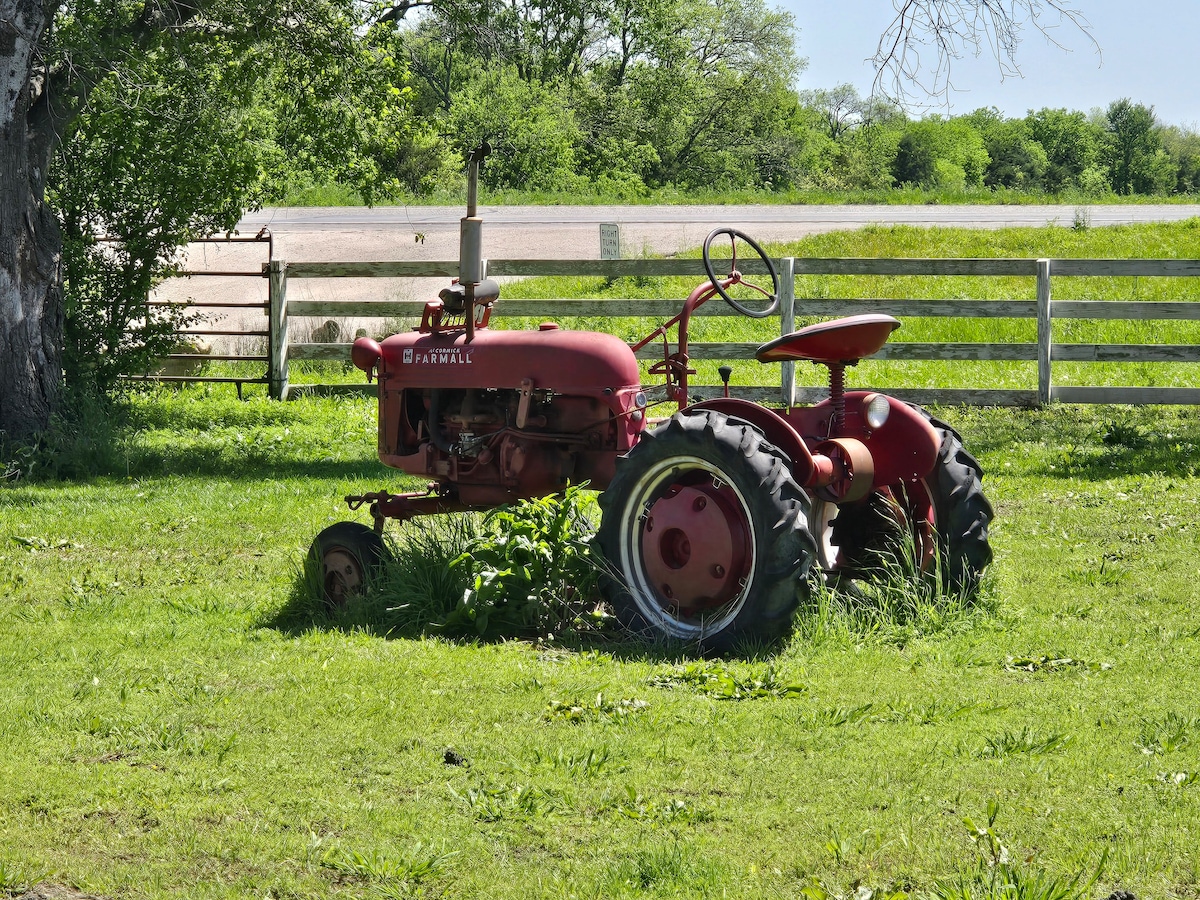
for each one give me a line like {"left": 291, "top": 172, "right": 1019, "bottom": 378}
{"left": 821, "top": 408, "right": 993, "bottom": 595}
{"left": 597, "top": 410, "right": 816, "bottom": 652}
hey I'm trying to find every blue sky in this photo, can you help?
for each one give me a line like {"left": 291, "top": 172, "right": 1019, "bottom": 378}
{"left": 781, "top": 0, "right": 1200, "bottom": 127}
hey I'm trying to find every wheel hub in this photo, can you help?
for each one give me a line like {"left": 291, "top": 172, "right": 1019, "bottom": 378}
{"left": 322, "top": 547, "right": 364, "bottom": 605}
{"left": 640, "top": 482, "right": 750, "bottom": 613}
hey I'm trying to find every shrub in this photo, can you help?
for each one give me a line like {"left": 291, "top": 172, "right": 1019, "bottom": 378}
{"left": 447, "top": 484, "right": 606, "bottom": 637}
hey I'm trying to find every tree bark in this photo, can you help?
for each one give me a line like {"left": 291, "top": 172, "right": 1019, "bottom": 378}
{"left": 1, "top": 0, "right": 63, "bottom": 442}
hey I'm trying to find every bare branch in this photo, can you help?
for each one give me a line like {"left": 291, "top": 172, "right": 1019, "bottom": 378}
{"left": 872, "top": 0, "right": 1099, "bottom": 105}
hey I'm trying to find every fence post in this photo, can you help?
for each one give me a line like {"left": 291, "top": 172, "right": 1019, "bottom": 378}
{"left": 268, "top": 260, "right": 289, "bottom": 400}
{"left": 1036, "top": 258, "right": 1052, "bottom": 406}
{"left": 779, "top": 257, "right": 796, "bottom": 407}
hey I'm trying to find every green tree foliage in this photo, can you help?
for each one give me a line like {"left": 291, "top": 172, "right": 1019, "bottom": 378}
{"left": 1024, "top": 107, "right": 1102, "bottom": 193}
{"left": 1160, "top": 125, "right": 1200, "bottom": 194}
{"left": 14, "top": 0, "right": 429, "bottom": 394}
{"left": 398, "top": 0, "right": 803, "bottom": 192}
{"left": 892, "top": 130, "right": 938, "bottom": 187}
{"left": 794, "top": 84, "right": 903, "bottom": 191}
{"left": 1103, "top": 99, "right": 1175, "bottom": 196}
{"left": 891, "top": 118, "right": 988, "bottom": 189}
{"left": 966, "top": 108, "right": 1047, "bottom": 190}
{"left": 1108, "top": 98, "right": 1166, "bottom": 195}
{"left": 447, "top": 70, "right": 584, "bottom": 191}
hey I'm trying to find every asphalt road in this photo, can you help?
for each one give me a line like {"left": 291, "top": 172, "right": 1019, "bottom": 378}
{"left": 238, "top": 202, "right": 1200, "bottom": 230}
{"left": 233, "top": 202, "right": 1200, "bottom": 261}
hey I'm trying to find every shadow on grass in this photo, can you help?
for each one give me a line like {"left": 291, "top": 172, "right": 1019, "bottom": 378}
{"left": 260, "top": 536, "right": 783, "bottom": 663}
{"left": 263, "top": 550, "right": 976, "bottom": 665}
{"left": 4, "top": 387, "right": 397, "bottom": 484}
{"left": 123, "top": 451, "right": 391, "bottom": 483}
{"left": 952, "top": 405, "right": 1200, "bottom": 481}
{"left": 261, "top": 561, "right": 691, "bottom": 659}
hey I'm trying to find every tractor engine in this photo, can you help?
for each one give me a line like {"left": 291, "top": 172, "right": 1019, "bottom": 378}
{"left": 352, "top": 322, "right": 647, "bottom": 509}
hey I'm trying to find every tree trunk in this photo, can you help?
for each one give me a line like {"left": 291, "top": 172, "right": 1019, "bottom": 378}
{"left": 0, "top": 0, "right": 63, "bottom": 443}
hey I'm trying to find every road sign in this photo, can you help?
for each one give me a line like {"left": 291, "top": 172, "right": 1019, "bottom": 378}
{"left": 600, "top": 223, "right": 621, "bottom": 259}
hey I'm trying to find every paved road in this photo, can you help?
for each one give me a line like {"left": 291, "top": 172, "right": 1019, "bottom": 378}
{"left": 239, "top": 203, "right": 1200, "bottom": 231}
{"left": 233, "top": 202, "right": 1200, "bottom": 261}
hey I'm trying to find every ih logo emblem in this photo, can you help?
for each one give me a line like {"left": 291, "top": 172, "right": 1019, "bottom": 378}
{"left": 403, "top": 349, "right": 414, "bottom": 363}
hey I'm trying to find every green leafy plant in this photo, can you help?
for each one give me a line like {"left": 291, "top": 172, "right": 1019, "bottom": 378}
{"left": 1003, "top": 655, "right": 1111, "bottom": 674}
{"left": 1101, "top": 418, "right": 1149, "bottom": 449}
{"left": 1136, "top": 712, "right": 1199, "bottom": 755}
{"left": 648, "top": 662, "right": 805, "bottom": 700}
{"left": 0, "top": 859, "right": 46, "bottom": 894}
{"left": 448, "top": 484, "right": 604, "bottom": 637}
{"left": 1154, "top": 771, "right": 1199, "bottom": 787}
{"left": 448, "top": 780, "right": 564, "bottom": 822}
{"left": 319, "top": 843, "right": 457, "bottom": 885}
{"left": 531, "top": 745, "right": 613, "bottom": 778}
{"left": 544, "top": 693, "right": 650, "bottom": 723}
{"left": 614, "top": 787, "right": 713, "bottom": 824}
{"left": 973, "top": 726, "right": 1072, "bottom": 759}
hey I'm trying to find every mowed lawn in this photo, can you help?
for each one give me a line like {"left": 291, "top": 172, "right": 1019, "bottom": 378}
{"left": 2, "top": 391, "right": 1199, "bottom": 899}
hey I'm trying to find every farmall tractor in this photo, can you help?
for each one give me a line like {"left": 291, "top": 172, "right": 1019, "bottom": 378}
{"left": 312, "top": 147, "right": 993, "bottom": 651}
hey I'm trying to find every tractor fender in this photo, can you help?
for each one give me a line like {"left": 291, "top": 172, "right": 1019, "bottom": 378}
{"left": 685, "top": 399, "right": 819, "bottom": 484}
{"left": 784, "top": 393, "right": 940, "bottom": 486}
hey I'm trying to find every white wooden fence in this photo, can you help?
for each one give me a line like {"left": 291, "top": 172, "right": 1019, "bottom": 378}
{"left": 265, "top": 257, "right": 1200, "bottom": 407}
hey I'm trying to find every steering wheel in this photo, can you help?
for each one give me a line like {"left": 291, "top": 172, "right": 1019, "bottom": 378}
{"left": 702, "top": 227, "right": 780, "bottom": 319}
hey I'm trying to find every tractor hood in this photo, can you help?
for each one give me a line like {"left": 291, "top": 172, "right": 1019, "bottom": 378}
{"left": 373, "top": 326, "right": 642, "bottom": 393}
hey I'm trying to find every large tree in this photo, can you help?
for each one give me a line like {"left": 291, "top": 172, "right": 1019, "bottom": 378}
{"left": 0, "top": 0, "right": 409, "bottom": 442}
{"left": 2, "top": 0, "right": 62, "bottom": 442}
{"left": 1103, "top": 98, "right": 1174, "bottom": 196}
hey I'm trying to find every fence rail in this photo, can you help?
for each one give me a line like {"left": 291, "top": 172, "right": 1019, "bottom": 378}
{"left": 260, "top": 256, "right": 1200, "bottom": 407}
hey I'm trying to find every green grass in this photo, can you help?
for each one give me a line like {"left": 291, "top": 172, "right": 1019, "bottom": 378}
{"left": 274, "top": 179, "right": 1199, "bottom": 207}
{"left": 3, "top": 391, "right": 1200, "bottom": 898}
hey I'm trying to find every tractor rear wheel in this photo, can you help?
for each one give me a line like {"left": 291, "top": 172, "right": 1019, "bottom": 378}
{"left": 597, "top": 410, "right": 816, "bottom": 652}
{"left": 822, "top": 408, "right": 992, "bottom": 596}
{"left": 309, "top": 521, "right": 390, "bottom": 608}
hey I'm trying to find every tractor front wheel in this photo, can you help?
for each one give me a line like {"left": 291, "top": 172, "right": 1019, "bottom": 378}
{"left": 309, "top": 521, "right": 390, "bottom": 608}
{"left": 597, "top": 410, "right": 815, "bottom": 652}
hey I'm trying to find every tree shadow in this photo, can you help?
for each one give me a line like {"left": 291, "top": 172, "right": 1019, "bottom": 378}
{"left": 5, "top": 387, "right": 402, "bottom": 485}
{"left": 957, "top": 405, "right": 1200, "bottom": 481}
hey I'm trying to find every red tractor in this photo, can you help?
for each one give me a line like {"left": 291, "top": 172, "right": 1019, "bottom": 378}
{"left": 313, "top": 147, "right": 993, "bottom": 651}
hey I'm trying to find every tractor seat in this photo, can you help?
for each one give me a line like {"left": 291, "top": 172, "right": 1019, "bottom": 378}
{"left": 755, "top": 314, "right": 901, "bottom": 364}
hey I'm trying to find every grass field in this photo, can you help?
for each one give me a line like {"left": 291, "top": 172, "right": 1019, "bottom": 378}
{"left": 2, "top": 390, "right": 1200, "bottom": 899}
{"left": 4, "top": 219, "right": 1200, "bottom": 898}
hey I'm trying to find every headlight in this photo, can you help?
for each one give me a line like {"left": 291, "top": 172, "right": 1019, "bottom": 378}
{"left": 864, "top": 393, "right": 891, "bottom": 430}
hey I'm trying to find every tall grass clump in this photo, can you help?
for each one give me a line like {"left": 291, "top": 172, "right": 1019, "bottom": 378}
{"left": 1, "top": 385, "right": 126, "bottom": 482}
{"left": 798, "top": 525, "right": 995, "bottom": 647}
{"left": 927, "top": 802, "right": 1109, "bottom": 900}
{"left": 380, "top": 514, "right": 482, "bottom": 634}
